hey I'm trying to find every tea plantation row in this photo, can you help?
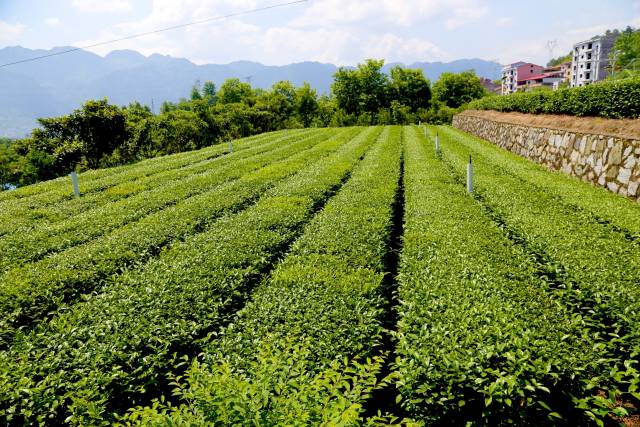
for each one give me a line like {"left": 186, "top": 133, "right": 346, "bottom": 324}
{"left": 1, "top": 125, "right": 638, "bottom": 425}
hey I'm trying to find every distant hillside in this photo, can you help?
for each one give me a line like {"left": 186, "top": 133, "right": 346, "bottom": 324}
{"left": 0, "top": 46, "right": 501, "bottom": 137}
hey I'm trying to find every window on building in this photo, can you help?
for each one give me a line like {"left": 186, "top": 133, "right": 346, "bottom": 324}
{"left": 586, "top": 72, "right": 591, "bottom": 79}
{"left": 587, "top": 53, "right": 592, "bottom": 60}
{"left": 579, "top": 74, "right": 583, "bottom": 78}
{"left": 586, "top": 63, "right": 591, "bottom": 70}
{"left": 588, "top": 43, "right": 592, "bottom": 49}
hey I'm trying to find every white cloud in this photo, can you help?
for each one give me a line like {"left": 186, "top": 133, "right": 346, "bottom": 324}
{"left": 0, "top": 21, "right": 25, "bottom": 44}
{"left": 497, "top": 17, "right": 514, "bottom": 26}
{"left": 72, "top": 0, "right": 133, "bottom": 13}
{"left": 362, "top": 34, "right": 443, "bottom": 63}
{"left": 75, "top": 0, "right": 448, "bottom": 65}
{"left": 45, "top": 17, "right": 61, "bottom": 27}
{"left": 292, "top": 0, "right": 487, "bottom": 29}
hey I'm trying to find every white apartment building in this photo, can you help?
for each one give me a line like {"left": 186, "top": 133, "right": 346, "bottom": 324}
{"left": 571, "top": 35, "right": 616, "bottom": 87}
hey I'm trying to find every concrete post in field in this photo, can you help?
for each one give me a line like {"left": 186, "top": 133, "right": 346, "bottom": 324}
{"left": 69, "top": 171, "right": 80, "bottom": 198}
{"left": 229, "top": 141, "right": 233, "bottom": 154}
{"left": 467, "top": 156, "right": 473, "bottom": 194}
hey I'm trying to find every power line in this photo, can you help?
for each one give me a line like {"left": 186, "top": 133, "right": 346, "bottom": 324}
{"left": 0, "top": 0, "right": 308, "bottom": 69}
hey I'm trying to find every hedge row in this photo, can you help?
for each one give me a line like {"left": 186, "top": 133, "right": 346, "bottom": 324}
{"left": 0, "top": 127, "right": 381, "bottom": 426}
{"left": 123, "top": 127, "right": 402, "bottom": 425}
{"left": 0, "top": 130, "right": 310, "bottom": 236}
{"left": 436, "top": 126, "right": 640, "bottom": 422}
{"left": 439, "top": 126, "right": 640, "bottom": 241}
{"left": 0, "top": 129, "right": 333, "bottom": 273}
{"left": 394, "top": 126, "right": 598, "bottom": 424}
{"left": 0, "top": 128, "right": 360, "bottom": 348}
{"left": 466, "top": 77, "right": 640, "bottom": 119}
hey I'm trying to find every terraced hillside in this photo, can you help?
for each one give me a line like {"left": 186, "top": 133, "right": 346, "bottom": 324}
{"left": 0, "top": 126, "right": 638, "bottom": 426}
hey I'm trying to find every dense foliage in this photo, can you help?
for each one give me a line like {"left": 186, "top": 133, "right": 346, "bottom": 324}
{"left": 611, "top": 27, "right": 640, "bottom": 79}
{"left": 431, "top": 70, "right": 487, "bottom": 108}
{"left": 0, "top": 61, "right": 490, "bottom": 188}
{"left": 466, "top": 77, "right": 640, "bottom": 118}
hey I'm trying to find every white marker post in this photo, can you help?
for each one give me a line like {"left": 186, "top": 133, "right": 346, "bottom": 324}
{"left": 435, "top": 133, "right": 440, "bottom": 155}
{"left": 467, "top": 155, "right": 473, "bottom": 194}
{"left": 228, "top": 141, "right": 233, "bottom": 154}
{"left": 69, "top": 171, "right": 80, "bottom": 198}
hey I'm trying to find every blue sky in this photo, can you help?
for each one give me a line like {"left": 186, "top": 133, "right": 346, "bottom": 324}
{"left": 0, "top": 0, "right": 638, "bottom": 66}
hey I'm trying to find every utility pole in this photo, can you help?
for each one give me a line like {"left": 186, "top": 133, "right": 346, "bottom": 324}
{"left": 611, "top": 50, "right": 620, "bottom": 78}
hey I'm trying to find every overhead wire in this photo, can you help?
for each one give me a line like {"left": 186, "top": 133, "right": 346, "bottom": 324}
{"left": 0, "top": 0, "right": 308, "bottom": 68}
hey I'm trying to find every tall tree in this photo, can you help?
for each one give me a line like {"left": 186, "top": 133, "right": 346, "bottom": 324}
{"left": 432, "top": 71, "right": 487, "bottom": 108}
{"left": 202, "top": 81, "right": 217, "bottom": 104}
{"left": 612, "top": 29, "right": 640, "bottom": 71}
{"left": 29, "top": 99, "right": 128, "bottom": 170}
{"left": 389, "top": 66, "right": 431, "bottom": 112}
{"left": 296, "top": 83, "right": 319, "bottom": 127}
{"left": 332, "top": 59, "right": 389, "bottom": 115}
{"left": 217, "top": 78, "right": 255, "bottom": 105}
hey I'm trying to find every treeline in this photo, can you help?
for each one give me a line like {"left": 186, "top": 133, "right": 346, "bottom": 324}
{"left": 0, "top": 59, "right": 488, "bottom": 188}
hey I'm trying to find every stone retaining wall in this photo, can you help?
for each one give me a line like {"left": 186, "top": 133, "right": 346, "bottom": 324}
{"left": 452, "top": 113, "right": 640, "bottom": 202}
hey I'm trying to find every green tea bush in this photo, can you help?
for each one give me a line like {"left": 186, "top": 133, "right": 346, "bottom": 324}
{"left": 0, "top": 127, "right": 379, "bottom": 425}
{"left": 467, "top": 78, "right": 640, "bottom": 119}
{"left": 124, "top": 127, "right": 402, "bottom": 425}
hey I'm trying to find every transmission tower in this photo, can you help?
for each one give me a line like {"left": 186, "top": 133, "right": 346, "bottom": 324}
{"left": 546, "top": 40, "right": 558, "bottom": 62}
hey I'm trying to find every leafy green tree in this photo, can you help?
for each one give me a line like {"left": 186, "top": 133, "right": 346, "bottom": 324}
{"left": 121, "top": 102, "right": 156, "bottom": 161}
{"left": 191, "top": 84, "right": 203, "bottom": 101}
{"left": 357, "top": 59, "right": 389, "bottom": 114}
{"left": 256, "top": 80, "right": 297, "bottom": 128}
{"left": 332, "top": 59, "right": 389, "bottom": 116}
{"left": 217, "top": 78, "right": 255, "bottom": 105}
{"left": 432, "top": 71, "right": 487, "bottom": 108}
{"left": 390, "top": 100, "right": 412, "bottom": 124}
{"left": 313, "top": 95, "right": 336, "bottom": 127}
{"left": 28, "top": 99, "right": 128, "bottom": 171}
{"left": 202, "top": 81, "right": 217, "bottom": 104}
{"left": 332, "top": 67, "right": 360, "bottom": 115}
{"left": 0, "top": 139, "right": 20, "bottom": 188}
{"left": 296, "top": 83, "right": 319, "bottom": 127}
{"left": 612, "top": 29, "right": 640, "bottom": 71}
{"left": 389, "top": 66, "right": 431, "bottom": 112}
{"left": 152, "top": 110, "right": 209, "bottom": 154}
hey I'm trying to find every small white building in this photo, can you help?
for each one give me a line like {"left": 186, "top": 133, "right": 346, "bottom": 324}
{"left": 571, "top": 35, "right": 616, "bottom": 87}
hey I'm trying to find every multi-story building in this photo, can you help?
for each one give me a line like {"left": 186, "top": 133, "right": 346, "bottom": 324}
{"left": 571, "top": 35, "right": 616, "bottom": 87}
{"left": 501, "top": 62, "right": 545, "bottom": 94}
